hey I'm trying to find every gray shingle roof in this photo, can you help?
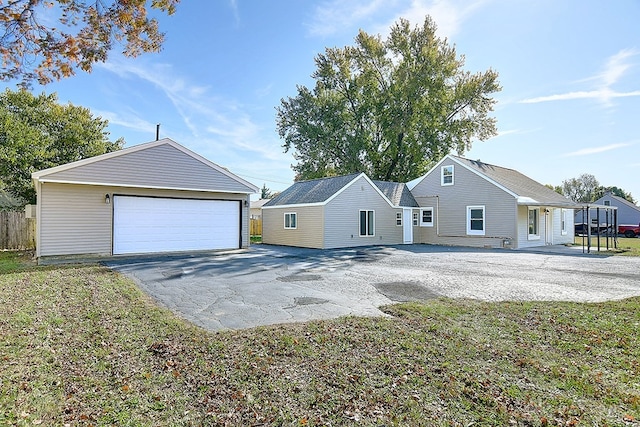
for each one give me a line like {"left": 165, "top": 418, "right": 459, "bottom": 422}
{"left": 263, "top": 173, "right": 419, "bottom": 207}
{"left": 264, "top": 173, "right": 361, "bottom": 206}
{"left": 452, "top": 156, "right": 577, "bottom": 206}
{"left": 371, "top": 180, "right": 419, "bottom": 207}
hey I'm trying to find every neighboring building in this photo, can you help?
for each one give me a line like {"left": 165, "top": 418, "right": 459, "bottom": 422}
{"left": 574, "top": 192, "right": 640, "bottom": 226}
{"left": 410, "top": 155, "right": 578, "bottom": 249}
{"left": 250, "top": 198, "right": 270, "bottom": 219}
{"left": 31, "top": 138, "right": 258, "bottom": 259}
{"left": 262, "top": 173, "right": 418, "bottom": 249}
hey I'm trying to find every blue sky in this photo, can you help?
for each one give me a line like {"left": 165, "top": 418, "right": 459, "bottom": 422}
{"left": 6, "top": 1, "right": 640, "bottom": 200}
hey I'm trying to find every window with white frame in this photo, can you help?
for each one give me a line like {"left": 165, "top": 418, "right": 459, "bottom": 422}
{"left": 528, "top": 208, "right": 539, "bottom": 239}
{"left": 561, "top": 209, "right": 567, "bottom": 235}
{"left": 413, "top": 212, "right": 419, "bottom": 226}
{"left": 396, "top": 212, "right": 402, "bottom": 226}
{"left": 359, "top": 210, "right": 375, "bottom": 236}
{"left": 466, "top": 206, "right": 485, "bottom": 235}
{"left": 420, "top": 208, "right": 434, "bottom": 227}
{"left": 284, "top": 212, "right": 297, "bottom": 229}
{"left": 441, "top": 165, "right": 454, "bottom": 186}
{"left": 604, "top": 200, "right": 611, "bottom": 206}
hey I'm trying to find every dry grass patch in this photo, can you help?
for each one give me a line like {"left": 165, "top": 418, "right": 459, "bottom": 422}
{"left": 1, "top": 254, "right": 638, "bottom": 426}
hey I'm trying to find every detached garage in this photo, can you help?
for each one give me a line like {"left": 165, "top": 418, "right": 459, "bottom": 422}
{"left": 32, "top": 138, "right": 258, "bottom": 259}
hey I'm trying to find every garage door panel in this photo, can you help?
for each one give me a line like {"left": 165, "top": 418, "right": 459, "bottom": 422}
{"left": 113, "top": 196, "right": 240, "bottom": 255}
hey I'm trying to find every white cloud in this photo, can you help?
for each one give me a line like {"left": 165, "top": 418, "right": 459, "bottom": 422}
{"left": 98, "top": 59, "right": 283, "bottom": 159}
{"left": 521, "top": 49, "right": 640, "bottom": 106}
{"left": 307, "top": 0, "right": 392, "bottom": 37}
{"left": 562, "top": 142, "right": 633, "bottom": 157}
{"left": 93, "top": 109, "right": 157, "bottom": 134}
{"left": 307, "top": 0, "right": 488, "bottom": 39}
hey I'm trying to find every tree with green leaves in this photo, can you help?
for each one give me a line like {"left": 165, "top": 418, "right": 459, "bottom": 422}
{"left": 0, "top": 89, "right": 124, "bottom": 204}
{"left": 260, "top": 183, "right": 273, "bottom": 199}
{"left": 561, "top": 173, "right": 600, "bottom": 203}
{"left": 276, "top": 16, "right": 501, "bottom": 182}
{"left": 0, "top": 0, "right": 179, "bottom": 86}
{"left": 595, "top": 186, "right": 636, "bottom": 204}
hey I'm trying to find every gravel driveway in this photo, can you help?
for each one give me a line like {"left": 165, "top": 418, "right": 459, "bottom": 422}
{"left": 105, "top": 244, "right": 640, "bottom": 331}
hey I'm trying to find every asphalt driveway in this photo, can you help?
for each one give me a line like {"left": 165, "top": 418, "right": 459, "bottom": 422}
{"left": 105, "top": 244, "right": 640, "bottom": 331}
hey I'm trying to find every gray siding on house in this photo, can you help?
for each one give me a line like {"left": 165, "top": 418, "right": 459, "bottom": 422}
{"left": 262, "top": 205, "right": 324, "bottom": 248}
{"left": 38, "top": 183, "right": 250, "bottom": 257}
{"left": 412, "top": 160, "right": 517, "bottom": 248}
{"left": 324, "top": 175, "right": 403, "bottom": 248}
{"left": 40, "top": 143, "right": 255, "bottom": 193}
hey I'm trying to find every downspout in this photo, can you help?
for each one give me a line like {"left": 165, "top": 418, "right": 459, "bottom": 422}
{"left": 34, "top": 179, "right": 41, "bottom": 259}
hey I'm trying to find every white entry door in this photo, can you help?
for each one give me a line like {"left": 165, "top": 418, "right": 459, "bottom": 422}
{"left": 403, "top": 208, "right": 413, "bottom": 244}
{"left": 113, "top": 195, "right": 240, "bottom": 255}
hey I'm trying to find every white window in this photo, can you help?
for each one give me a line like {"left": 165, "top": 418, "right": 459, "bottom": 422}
{"left": 420, "top": 208, "right": 434, "bottom": 227}
{"left": 359, "top": 210, "right": 375, "bottom": 236}
{"left": 528, "top": 208, "right": 539, "bottom": 239}
{"left": 396, "top": 212, "right": 402, "bottom": 226}
{"left": 441, "top": 165, "right": 454, "bottom": 186}
{"left": 561, "top": 209, "right": 567, "bottom": 235}
{"left": 467, "top": 206, "right": 485, "bottom": 235}
{"left": 284, "top": 212, "right": 297, "bottom": 229}
{"left": 604, "top": 200, "right": 611, "bottom": 206}
{"left": 412, "top": 212, "right": 419, "bottom": 226}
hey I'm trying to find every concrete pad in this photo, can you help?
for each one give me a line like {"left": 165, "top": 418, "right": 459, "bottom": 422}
{"left": 105, "top": 244, "right": 640, "bottom": 332}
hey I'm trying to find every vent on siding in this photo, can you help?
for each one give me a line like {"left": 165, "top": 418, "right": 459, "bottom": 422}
{"left": 24, "top": 204, "right": 37, "bottom": 218}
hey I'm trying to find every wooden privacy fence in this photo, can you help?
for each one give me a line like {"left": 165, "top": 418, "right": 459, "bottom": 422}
{"left": 250, "top": 218, "right": 262, "bottom": 236}
{"left": 0, "top": 210, "right": 36, "bottom": 250}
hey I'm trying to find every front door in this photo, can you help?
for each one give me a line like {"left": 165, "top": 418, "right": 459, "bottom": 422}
{"left": 403, "top": 208, "right": 413, "bottom": 244}
{"left": 545, "top": 208, "right": 553, "bottom": 245}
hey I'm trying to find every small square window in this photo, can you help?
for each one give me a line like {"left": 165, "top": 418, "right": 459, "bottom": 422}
{"left": 604, "top": 200, "right": 610, "bottom": 206}
{"left": 284, "top": 212, "right": 297, "bottom": 229}
{"left": 441, "top": 165, "right": 454, "bottom": 186}
{"left": 412, "top": 212, "right": 418, "bottom": 226}
{"left": 396, "top": 212, "right": 402, "bottom": 226}
{"left": 420, "top": 208, "right": 434, "bottom": 227}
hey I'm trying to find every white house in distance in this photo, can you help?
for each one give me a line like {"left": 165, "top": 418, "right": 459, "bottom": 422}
{"left": 31, "top": 138, "right": 258, "bottom": 259}
{"left": 263, "top": 155, "right": 578, "bottom": 250}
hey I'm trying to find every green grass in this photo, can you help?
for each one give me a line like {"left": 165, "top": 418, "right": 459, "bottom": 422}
{"left": 1, "top": 251, "right": 639, "bottom": 426}
{"left": 574, "top": 236, "right": 640, "bottom": 256}
{"left": 250, "top": 235, "right": 262, "bottom": 244}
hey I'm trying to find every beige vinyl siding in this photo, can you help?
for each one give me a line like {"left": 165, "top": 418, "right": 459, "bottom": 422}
{"left": 262, "top": 205, "right": 324, "bottom": 249}
{"left": 412, "top": 160, "right": 517, "bottom": 248}
{"left": 324, "top": 176, "right": 403, "bottom": 248}
{"left": 38, "top": 183, "right": 249, "bottom": 257}
{"left": 41, "top": 144, "right": 255, "bottom": 193}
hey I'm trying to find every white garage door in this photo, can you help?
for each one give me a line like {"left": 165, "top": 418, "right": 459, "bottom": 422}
{"left": 113, "top": 196, "right": 240, "bottom": 255}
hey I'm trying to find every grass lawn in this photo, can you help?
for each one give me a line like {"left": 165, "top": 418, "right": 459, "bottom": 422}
{"left": 1, "top": 253, "right": 638, "bottom": 426}
{"left": 574, "top": 236, "right": 640, "bottom": 256}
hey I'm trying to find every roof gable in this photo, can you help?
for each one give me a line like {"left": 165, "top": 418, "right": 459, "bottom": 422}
{"left": 32, "top": 138, "right": 258, "bottom": 194}
{"left": 450, "top": 156, "right": 575, "bottom": 206}
{"left": 264, "top": 173, "right": 417, "bottom": 208}
{"left": 595, "top": 192, "right": 640, "bottom": 212}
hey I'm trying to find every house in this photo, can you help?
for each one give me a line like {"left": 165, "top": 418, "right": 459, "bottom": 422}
{"left": 250, "top": 198, "right": 270, "bottom": 219}
{"left": 31, "top": 138, "right": 258, "bottom": 259}
{"left": 410, "top": 155, "right": 578, "bottom": 249}
{"left": 574, "top": 192, "right": 640, "bottom": 226}
{"left": 262, "top": 173, "right": 418, "bottom": 249}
